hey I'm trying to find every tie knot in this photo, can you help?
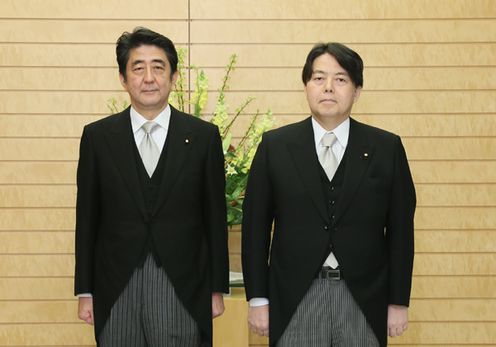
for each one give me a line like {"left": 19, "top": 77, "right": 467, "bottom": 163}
{"left": 321, "top": 132, "right": 337, "bottom": 148}
{"left": 142, "top": 121, "right": 157, "bottom": 134}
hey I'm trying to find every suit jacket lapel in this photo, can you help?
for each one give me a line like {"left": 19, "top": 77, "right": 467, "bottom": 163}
{"left": 334, "top": 118, "right": 374, "bottom": 222}
{"left": 104, "top": 107, "right": 148, "bottom": 219}
{"left": 287, "top": 117, "right": 330, "bottom": 224}
{"left": 152, "top": 106, "right": 193, "bottom": 215}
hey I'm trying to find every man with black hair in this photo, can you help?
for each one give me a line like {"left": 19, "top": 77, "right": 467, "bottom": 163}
{"left": 242, "top": 42, "right": 416, "bottom": 346}
{"left": 75, "top": 27, "right": 229, "bottom": 346}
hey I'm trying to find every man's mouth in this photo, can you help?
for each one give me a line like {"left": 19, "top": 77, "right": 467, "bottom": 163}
{"left": 320, "top": 98, "right": 336, "bottom": 104}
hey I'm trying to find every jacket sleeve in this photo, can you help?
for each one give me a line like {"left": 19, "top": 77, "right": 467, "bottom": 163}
{"left": 204, "top": 126, "right": 230, "bottom": 293}
{"left": 242, "top": 134, "right": 274, "bottom": 300}
{"left": 386, "top": 136, "right": 416, "bottom": 306}
{"left": 74, "top": 126, "right": 100, "bottom": 295}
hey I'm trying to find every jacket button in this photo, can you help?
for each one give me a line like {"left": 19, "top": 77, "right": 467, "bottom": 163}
{"left": 324, "top": 225, "right": 329, "bottom": 231}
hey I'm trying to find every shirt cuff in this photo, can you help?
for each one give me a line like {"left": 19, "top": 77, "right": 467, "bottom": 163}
{"left": 77, "top": 293, "right": 93, "bottom": 298}
{"left": 249, "top": 297, "right": 269, "bottom": 307}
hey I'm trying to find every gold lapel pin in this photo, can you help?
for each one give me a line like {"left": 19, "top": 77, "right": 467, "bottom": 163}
{"left": 185, "top": 138, "right": 190, "bottom": 144}
{"left": 363, "top": 153, "right": 369, "bottom": 160}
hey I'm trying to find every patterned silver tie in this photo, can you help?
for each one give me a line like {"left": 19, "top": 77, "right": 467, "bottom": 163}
{"left": 139, "top": 121, "right": 160, "bottom": 177}
{"left": 319, "top": 132, "right": 338, "bottom": 181}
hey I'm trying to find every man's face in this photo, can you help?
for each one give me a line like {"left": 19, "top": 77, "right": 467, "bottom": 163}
{"left": 304, "top": 53, "right": 361, "bottom": 129}
{"left": 120, "top": 45, "right": 178, "bottom": 119}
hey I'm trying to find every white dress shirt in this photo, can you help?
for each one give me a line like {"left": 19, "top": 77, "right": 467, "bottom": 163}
{"left": 249, "top": 117, "right": 351, "bottom": 308}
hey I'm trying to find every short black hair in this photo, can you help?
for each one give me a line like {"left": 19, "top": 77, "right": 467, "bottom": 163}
{"left": 116, "top": 27, "right": 178, "bottom": 80}
{"left": 302, "top": 42, "right": 363, "bottom": 87}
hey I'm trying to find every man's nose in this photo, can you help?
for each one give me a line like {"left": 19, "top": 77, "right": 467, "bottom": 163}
{"left": 144, "top": 66, "right": 154, "bottom": 82}
{"left": 324, "top": 78, "right": 333, "bottom": 92}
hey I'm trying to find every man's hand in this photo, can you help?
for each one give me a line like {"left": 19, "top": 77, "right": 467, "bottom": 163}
{"left": 212, "top": 292, "right": 225, "bottom": 319}
{"left": 248, "top": 304, "right": 269, "bottom": 337}
{"left": 78, "top": 297, "right": 94, "bottom": 325}
{"left": 388, "top": 304, "right": 408, "bottom": 337}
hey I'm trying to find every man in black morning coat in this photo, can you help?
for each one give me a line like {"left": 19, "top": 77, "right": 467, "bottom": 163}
{"left": 242, "top": 43, "right": 416, "bottom": 346}
{"left": 74, "top": 27, "right": 229, "bottom": 346}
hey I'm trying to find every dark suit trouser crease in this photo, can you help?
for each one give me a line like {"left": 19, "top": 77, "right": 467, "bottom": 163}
{"left": 98, "top": 254, "right": 200, "bottom": 347}
{"left": 277, "top": 279, "right": 379, "bottom": 347}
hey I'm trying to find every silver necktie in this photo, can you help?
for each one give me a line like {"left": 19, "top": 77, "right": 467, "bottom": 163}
{"left": 319, "top": 132, "right": 339, "bottom": 268}
{"left": 139, "top": 121, "right": 160, "bottom": 177}
{"left": 319, "top": 132, "right": 338, "bottom": 182}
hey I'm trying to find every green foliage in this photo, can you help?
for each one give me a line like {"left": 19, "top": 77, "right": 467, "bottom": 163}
{"left": 108, "top": 48, "right": 274, "bottom": 226}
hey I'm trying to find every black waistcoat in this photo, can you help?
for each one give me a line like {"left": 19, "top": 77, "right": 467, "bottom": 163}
{"left": 133, "top": 137, "right": 169, "bottom": 265}
{"left": 318, "top": 149, "right": 348, "bottom": 265}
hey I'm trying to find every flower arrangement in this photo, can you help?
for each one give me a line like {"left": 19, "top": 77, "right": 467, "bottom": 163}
{"left": 109, "top": 49, "right": 274, "bottom": 226}
{"left": 172, "top": 50, "right": 274, "bottom": 226}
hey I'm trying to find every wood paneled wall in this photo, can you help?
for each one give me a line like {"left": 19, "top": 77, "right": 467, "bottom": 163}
{"left": 0, "top": 0, "right": 494, "bottom": 346}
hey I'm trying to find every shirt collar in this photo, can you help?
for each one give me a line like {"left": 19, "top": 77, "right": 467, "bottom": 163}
{"left": 312, "top": 116, "right": 350, "bottom": 149}
{"left": 130, "top": 105, "right": 171, "bottom": 134}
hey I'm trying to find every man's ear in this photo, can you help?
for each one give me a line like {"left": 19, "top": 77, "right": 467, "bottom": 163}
{"left": 119, "top": 73, "right": 127, "bottom": 90}
{"left": 171, "top": 70, "right": 179, "bottom": 86}
{"left": 353, "top": 86, "right": 362, "bottom": 103}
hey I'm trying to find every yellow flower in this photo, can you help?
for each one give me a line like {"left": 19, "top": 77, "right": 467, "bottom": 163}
{"left": 226, "top": 164, "right": 238, "bottom": 176}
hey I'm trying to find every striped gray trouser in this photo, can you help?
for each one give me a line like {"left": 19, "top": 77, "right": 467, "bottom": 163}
{"left": 277, "top": 278, "right": 379, "bottom": 347}
{"left": 98, "top": 254, "right": 200, "bottom": 347}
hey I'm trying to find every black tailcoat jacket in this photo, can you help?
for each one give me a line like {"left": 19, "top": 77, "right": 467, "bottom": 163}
{"left": 74, "top": 106, "right": 229, "bottom": 344}
{"left": 242, "top": 117, "right": 416, "bottom": 346}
